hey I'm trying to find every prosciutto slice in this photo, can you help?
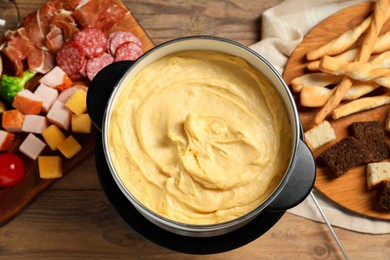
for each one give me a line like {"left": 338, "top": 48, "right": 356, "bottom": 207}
{"left": 22, "top": 0, "right": 62, "bottom": 50}
{"left": 45, "top": 26, "right": 64, "bottom": 53}
{"left": 50, "top": 10, "right": 79, "bottom": 42}
{"left": 2, "top": 28, "right": 34, "bottom": 76}
{"left": 27, "top": 47, "right": 55, "bottom": 74}
{"left": 72, "top": 0, "right": 128, "bottom": 33}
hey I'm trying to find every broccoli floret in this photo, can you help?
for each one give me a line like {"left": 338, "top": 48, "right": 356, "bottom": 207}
{"left": 0, "top": 70, "right": 36, "bottom": 104}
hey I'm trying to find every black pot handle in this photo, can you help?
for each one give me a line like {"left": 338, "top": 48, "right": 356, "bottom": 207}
{"left": 266, "top": 139, "right": 316, "bottom": 212}
{"left": 87, "top": 61, "right": 134, "bottom": 131}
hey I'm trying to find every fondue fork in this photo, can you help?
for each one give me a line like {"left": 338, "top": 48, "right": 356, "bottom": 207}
{"left": 310, "top": 191, "right": 349, "bottom": 260}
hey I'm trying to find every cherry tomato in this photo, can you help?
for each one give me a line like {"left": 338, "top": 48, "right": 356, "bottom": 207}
{"left": 0, "top": 153, "right": 25, "bottom": 188}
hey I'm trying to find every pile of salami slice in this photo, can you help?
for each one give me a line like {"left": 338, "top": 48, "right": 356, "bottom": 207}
{"left": 56, "top": 28, "right": 143, "bottom": 81}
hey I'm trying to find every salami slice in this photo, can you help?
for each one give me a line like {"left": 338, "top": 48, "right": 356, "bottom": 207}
{"left": 86, "top": 52, "right": 114, "bottom": 81}
{"left": 68, "top": 72, "right": 83, "bottom": 82}
{"left": 108, "top": 31, "right": 142, "bottom": 56}
{"left": 75, "top": 28, "right": 107, "bottom": 58}
{"left": 114, "top": 42, "right": 144, "bottom": 62}
{"left": 56, "top": 41, "right": 86, "bottom": 76}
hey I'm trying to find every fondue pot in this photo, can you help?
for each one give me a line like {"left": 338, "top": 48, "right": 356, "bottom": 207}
{"left": 87, "top": 36, "right": 316, "bottom": 248}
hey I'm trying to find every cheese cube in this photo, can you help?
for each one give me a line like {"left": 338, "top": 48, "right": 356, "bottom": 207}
{"left": 22, "top": 114, "right": 48, "bottom": 134}
{"left": 58, "top": 135, "right": 82, "bottom": 159}
{"left": 42, "top": 124, "right": 66, "bottom": 151}
{"left": 71, "top": 114, "right": 92, "bottom": 133}
{"left": 19, "top": 133, "right": 46, "bottom": 160}
{"left": 65, "top": 89, "right": 87, "bottom": 115}
{"left": 38, "top": 156, "right": 62, "bottom": 179}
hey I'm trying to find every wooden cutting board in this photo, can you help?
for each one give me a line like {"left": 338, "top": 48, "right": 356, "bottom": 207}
{"left": 283, "top": 2, "right": 390, "bottom": 220}
{"left": 0, "top": 0, "right": 154, "bottom": 226}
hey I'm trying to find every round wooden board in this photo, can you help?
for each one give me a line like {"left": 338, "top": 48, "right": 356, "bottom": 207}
{"left": 283, "top": 2, "right": 390, "bottom": 220}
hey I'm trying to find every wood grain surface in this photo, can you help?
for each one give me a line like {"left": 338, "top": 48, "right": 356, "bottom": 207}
{"left": 284, "top": 2, "right": 390, "bottom": 220}
{"left": 1, "top": 1, "right": 389, "bottom": 259}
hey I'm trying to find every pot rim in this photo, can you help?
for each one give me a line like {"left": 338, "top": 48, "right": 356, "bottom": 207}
{"left": 101, "top": 35, "right": 302, "bottom": 233}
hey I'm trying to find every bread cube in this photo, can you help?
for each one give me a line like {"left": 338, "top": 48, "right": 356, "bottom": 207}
{"left": 65, "top": 89, "right": 87, "bottom": 115}
{"left": 38, "top": 156, "right": 63, "bottom": 179}
{"left": 367, "top": 162, "right": 390, "bottom": 190}
{"left": 2, "top": 109, "right": 25, "bottom": 132}
{"left": 19, "top": 133, "right": 46, "bottom": 160}
{"left": 71, "top": 114, "right": 92, "bottom": 133}
{"left": 305, "top": 120, "right": 336, "bottom": 150}
{"left": 58, "top": 135, "right": 82, "bottom": 159}
{"left": 42, "top": 124, "right": 66, "bottom": 151}
{"left": 22, "top": 114, "right": 48, "bottom": 134}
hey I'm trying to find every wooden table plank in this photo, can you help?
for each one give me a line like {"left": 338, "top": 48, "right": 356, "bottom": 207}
{"left": 1, "top": 0, "right": 389, "bottom": 259}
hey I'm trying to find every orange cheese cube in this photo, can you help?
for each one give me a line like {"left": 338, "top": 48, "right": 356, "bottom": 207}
{"left": 42, "top": 124, "right": 66, "bottom": 151}
{"left": 58, "top": 135, "right": 82, "bottom": 159}
{"left": 71, "top": 114, "right": 92, "bottom": 133}
{"left": 65, "top": 89, "right": 87, "bottom": 115}
{"left": 38, "top": 156, "right": 62, "bottom": 179}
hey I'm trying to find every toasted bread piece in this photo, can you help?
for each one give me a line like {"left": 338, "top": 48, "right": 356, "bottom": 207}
{"left": 367, "top": 162, "right": 390, "bottom": 190}
{"left": 304, "top": 120, "right": 336, "bottom": 150}
{"left": 376, "top": 180, "right": 390, "bottom": 210}
{"left": 320, "top": 137, "right": 367, "bottom": 177}
{"left": 350, "top": 121, "right": 389, "bottom": 163}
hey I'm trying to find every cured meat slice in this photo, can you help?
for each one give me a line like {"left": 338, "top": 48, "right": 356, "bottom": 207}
{"left": 108, "top": 31, "right": 142, "bottom": 56}
{"left": 72, "top": 0, "right": 128, "bottom": 33}
{"left": 27, "top": 47, "right": 55, "bottom": 74}
{"left": 2, "top": 28, "right": 34, "bottom": 76}
{"left": 86, "top": 52, "right": 114, "bottom": 81}
{"left": 50, "top": 10, "right": 79, "bottom": 42}
{"left": 68, "top": 72, "right": 83, "bottom": 82}
{"left": 94, "top": 0, "right": 129, "bottom": 32}
{"left": 114, "top": 42, "right": 143, "bottom": 62}
{"left": 74, "top": 28, "right": 107, "bottom": 58}
{"left": 22, "top": 0, "right": 63, "bottom": 49}
{"left": 45, "top": 26, "right": 64, "bottom": 53}
{"left": 61, "top": 0, "right": 82, "bottom": 11}
{"left": 56, "top": 41, "right": 86, "bottom": 76}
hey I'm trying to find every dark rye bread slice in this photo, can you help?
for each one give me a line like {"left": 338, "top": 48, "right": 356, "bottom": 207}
{"left": 349, "top": 121, "right": 389, "bottom": 163}
{"left": 320, "top": 137, "right": 368, "bottom": 177}
{"left": 376, "top": 180, "right": 390, "bottom": 210}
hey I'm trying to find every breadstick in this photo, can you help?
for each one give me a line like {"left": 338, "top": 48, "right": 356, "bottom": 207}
{"left": 332, "top": 93, "right": 390, "bottom": 119}
{"left": 291, "top": 73, "right": 342, "bottom": 92}
{"left": 307, "top": 48, "right": 358, "bottom": 71}
{"left": 300, "top": 81, "right": 379, "bottom": 107}
{"left": 369, "top": 49, "right": 390, "bottom": 66}
{"left": 307, "top": 32, "right": 390, "bottom": 71}
{"left": 373, "top": 30, "right": 390, "bottom": 53}
{"left": 306, "top": 16, "right": 372, "bottom": 61}
{"left": 315, "top": 0, "right": 390, "bottom": 124}
{"left": 356, "top": 0, "right": 390, "bottom": 62}
{"left": 319, "top": 55, "right": 390, "bottom": 87}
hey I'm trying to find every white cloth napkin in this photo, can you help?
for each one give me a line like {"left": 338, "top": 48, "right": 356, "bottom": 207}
{"left": 250, "top": 0, "right": 390, "bottom": 234}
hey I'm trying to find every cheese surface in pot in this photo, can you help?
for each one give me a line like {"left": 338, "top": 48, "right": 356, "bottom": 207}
{"left": 108, "top": 50, "right": 292, "bottom": 224}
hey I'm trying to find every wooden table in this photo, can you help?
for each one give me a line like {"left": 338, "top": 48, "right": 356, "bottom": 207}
{"left": 1, "top": 0, "right": 389, "bottom": 259}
